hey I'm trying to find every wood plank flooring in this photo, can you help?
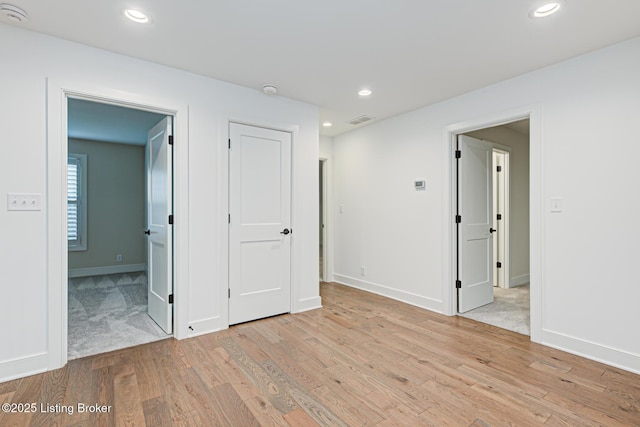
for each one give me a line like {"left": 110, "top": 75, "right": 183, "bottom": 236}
{"left": 1, "top": 282, "right": 639, "bottom": 426}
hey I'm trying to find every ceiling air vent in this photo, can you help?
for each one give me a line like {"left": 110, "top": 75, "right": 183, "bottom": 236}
{"left": 348, "top": 115, "right": 375, "bottom": 126}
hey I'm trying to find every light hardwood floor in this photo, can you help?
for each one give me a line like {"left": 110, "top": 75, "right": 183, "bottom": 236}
{"left": 1, "top": 282, "right": 639, "bottom": 426}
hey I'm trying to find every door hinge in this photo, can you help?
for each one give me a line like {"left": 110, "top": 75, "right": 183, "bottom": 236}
{"left": 455, "top": 150, "right": 461, "bottom": 159}
{"left": 168, "top": 135, "right": 174, "bottom": 145}
{"left": 228, "top": 138, "right": 231, "bottom": 149}
{"left": 228, "top": 288, "right": 231, "bottom": 298}
{"left": 228, "top": 214, "right": 231, "bottom": 224}
{"left": 497, "top": 262, "right": 502, "bottom": 268}
{"left": 168, "top": 215, "right": 174, "bottom": 225}
{"left": 455, "top": 215, "right": 462, "bottom": 224}
{"left": 168, "top": 294, "right": 174, "bottom": 304}
{"left": 455, "top": 280, "right": 462, "bottom": 289}
{"left": 496, "top": 165, "right": 502, "bottom": 172}
{"left": 497, "top": 214, "right": 502, "bottom": 220}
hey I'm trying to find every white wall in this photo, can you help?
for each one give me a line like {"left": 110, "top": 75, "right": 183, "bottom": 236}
{"left": 333, "top": 36, "right": 640, "bottom": 373}
{"left": 0, "top": 23, "right": 320, "bottom": 382}
{"left": 465, "top": 125, "right": 530, "bottom": 286}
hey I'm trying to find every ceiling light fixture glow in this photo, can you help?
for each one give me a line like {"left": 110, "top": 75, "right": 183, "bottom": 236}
{"left": 125, "top": 9, "right": 149, "bottom": 23}
{"left": 322, "top": 122, "right": 333, "bottom": 127}
{"left": 358, "top": 89, "right": 372, "bottom": 96}
{"left": 529, "top": 1, "right": 563, "bottom": 18}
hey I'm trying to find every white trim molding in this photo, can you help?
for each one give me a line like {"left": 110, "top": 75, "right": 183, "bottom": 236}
{"left": 441, "top": 104, "right": 543, "bottom": 344}
{"left": 0, "top": 353, "right": 48, "bottom": 383}
{"left": 68, "top": 263, "right": 146, "bottom": 278}
{"left": 294, "top": 296, "right": 322, "bottom": 314}
{"left": 542, "top": 329, "right": 640, "bottom": 375}
{"left": 187, "top": 317, "right": 227, "bottom": 338}
{"left": 334, "top": 274, "right": 443, "bottom": 314}
{"left": 510, "top": 273, "right": 530, "bottom": 288}
{"left": 46, "top": 77, "right": 191, "bottom": 380}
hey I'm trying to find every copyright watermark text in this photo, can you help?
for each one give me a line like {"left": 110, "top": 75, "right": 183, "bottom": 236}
{"left": 2, "top": 402, "right": 112, "bottom": 415}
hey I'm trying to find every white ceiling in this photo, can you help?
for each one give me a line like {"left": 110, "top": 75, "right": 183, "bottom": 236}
{"left": 5, "top": 1, "right": 640, "bottom": 136}
{"left": 68, "top": 99, "right": 166, "bottom": 145}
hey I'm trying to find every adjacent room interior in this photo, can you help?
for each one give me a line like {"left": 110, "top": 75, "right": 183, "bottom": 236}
{"left": 458, "top": 119, "right": 530, "bottom": 336}
{"left": 66, "top": 99, "right": 171, "bottom": 359}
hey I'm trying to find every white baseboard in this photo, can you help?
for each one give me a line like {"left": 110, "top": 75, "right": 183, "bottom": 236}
{"left": 69, "top": 263, "right": 146, "bottom": 278}
{"left": 186, "top": 317, "right": 227, "bottom": 338}
{"left": 0, "top": 352, "right": 48, "bottom": 383}
{"left": 510, "top": 273, "right": 530, "bottom": 288}
{"left": 333, "top": 274, "right": 443, "bottom": 314}
{"left": 294, "top": 296, "right": 322, "bottom": 313}
{"left": 542, "top": 329, "right": 640, "bottom": 375}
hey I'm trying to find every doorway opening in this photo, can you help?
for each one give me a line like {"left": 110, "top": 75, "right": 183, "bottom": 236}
{"left": 66, "top": 98, "right": 173, "bottom": 359}
{"left": 319, "top": 159, "right": 327, "bottom": 282}
{"left": 455, "top": 119, "right": 531, "bottom": 336}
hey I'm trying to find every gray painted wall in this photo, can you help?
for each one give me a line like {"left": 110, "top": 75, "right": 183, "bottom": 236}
{"left": 68, "top": 138, "right": 146, "bottom": 272}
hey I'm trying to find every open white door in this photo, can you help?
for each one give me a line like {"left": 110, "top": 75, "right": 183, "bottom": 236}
{"left": 229, "top": 123, "right": 292, "bottom": 325}
{"left": 457, "top": 135, "right": 494, "bottom": 313}
{"left": 146, "top": 117, "right": 173, "bottom": 333}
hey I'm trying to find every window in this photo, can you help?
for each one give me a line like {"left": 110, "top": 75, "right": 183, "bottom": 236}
{"left": 68, "top": 153, "right": 87, "bottom": 251}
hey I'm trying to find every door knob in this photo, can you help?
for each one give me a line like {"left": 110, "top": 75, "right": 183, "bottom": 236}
{"left": 144, "top": 229, "right": 151, "bottom": 235}
{"left": 489, "top": 228, "right": 497, "bottom": 233}
{"left": 280, "top": 228, "right": 291, "bottom": 235}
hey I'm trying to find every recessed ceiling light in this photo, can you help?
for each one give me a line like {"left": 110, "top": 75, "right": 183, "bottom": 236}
{"left": 124, "top": 9, "right": 149, "bottom": 24}
{"left": 529, "top": 1, "right": 564, "bottom": 18}
{"left": 322, "top": 122, "right": 333, "bottom": 127}
{"left": 358, "top": 89, "right": 372, "bottom": 97}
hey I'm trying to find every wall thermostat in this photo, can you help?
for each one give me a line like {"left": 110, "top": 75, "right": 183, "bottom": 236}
{"left": 415, "top": 180, "right": 426, "bottom": 190}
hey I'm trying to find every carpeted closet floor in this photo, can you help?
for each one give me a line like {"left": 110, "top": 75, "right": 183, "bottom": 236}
{"left": 459, "top": 284, "right": 530, "bottom": 336}
{"left": 68, "top": 272, "right": 170, "bottom": 360}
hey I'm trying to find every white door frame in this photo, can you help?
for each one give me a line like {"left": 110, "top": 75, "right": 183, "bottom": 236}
{"left": 442, "top": 105, "right": 542, "bottom": 343}
{"left": 319, "top": 158, "right": 328, "bottom": 282}
{"left": 46, "top": 78, "right": 190, "bottom": 370}
{"left": 492, "top": 146, "right": 510, "bottom": 289}
{"left": 319, "top": 156, "right": 333, "bottom": 283}
{"left": 220, "top": 118, "right": 300, "bottom": 327}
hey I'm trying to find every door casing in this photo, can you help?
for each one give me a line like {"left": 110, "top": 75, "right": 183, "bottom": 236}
{"left": 442, "top": 106, "right": 542, "bottom": 343}
{"left": 319, "top": 158, "right": 328, "bottom": 282}
{"left": 46, "top": 79, "right": 189, "bottom": 371}
{"left": 492, "top": 147, "right": 510, "bottom": 289}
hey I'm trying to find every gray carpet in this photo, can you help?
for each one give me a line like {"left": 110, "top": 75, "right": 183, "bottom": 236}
{"left": 459, "top": 284, "right": 530, "bottom": 336}
{"left": 68, "top": 272, "right": 171, "bottom": 360}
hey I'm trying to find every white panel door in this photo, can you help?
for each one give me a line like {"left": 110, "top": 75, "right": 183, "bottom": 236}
{"left": 458, "top": 135, "right": 494, "bottom": 313}
{"left": 146, "top": 117, "right": 173, "bottom": 333}
{"left": 229, "top": 123, "right": 292, "bottom": 325}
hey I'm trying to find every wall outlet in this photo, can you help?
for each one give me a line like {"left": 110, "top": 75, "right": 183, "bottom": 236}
{"left": 360, "top": 266, "right": 366, "bottom": 276}
{"left": 116, "top": 254, "right": 123, "bottom": 263}
{"left": 550, "top": 197, "right": 563, "bottom": 213}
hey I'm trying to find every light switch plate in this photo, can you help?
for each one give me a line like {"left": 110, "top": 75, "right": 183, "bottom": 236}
{"left": 7, "top": 193, "right": 42, "bottom": 211}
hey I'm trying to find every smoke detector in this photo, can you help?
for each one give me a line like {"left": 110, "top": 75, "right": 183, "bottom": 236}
{"left": 263, "top": 84, "right": 277, "bottom": 96}
{"left": 1, "top": 3, "right": 28, "bottom": 23}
